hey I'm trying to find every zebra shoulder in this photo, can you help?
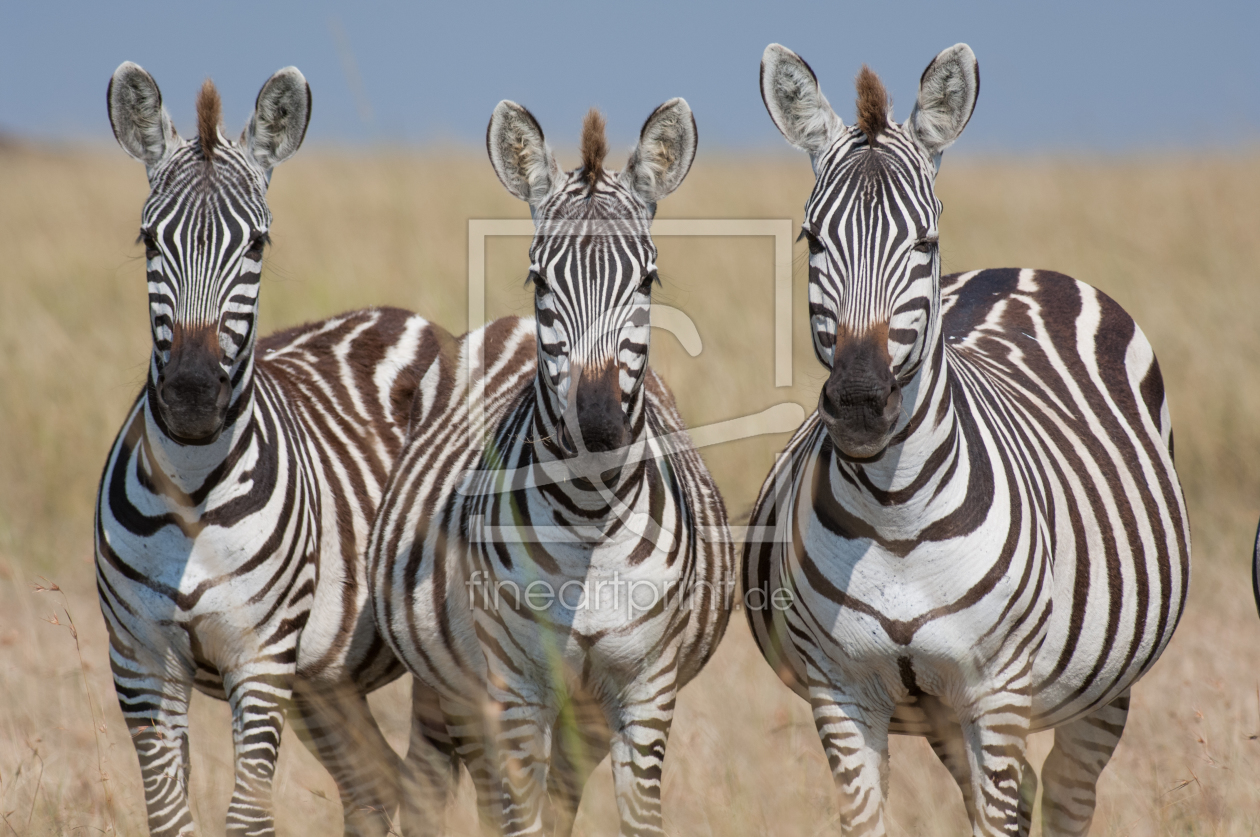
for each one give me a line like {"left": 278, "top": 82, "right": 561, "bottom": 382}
{"left": 942, "top": 266, "right": 1168, "bottom": 446}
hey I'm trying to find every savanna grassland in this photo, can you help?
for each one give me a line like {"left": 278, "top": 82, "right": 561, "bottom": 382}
{"left": 2, "top": 142, "right": 1260, "bottom": 835}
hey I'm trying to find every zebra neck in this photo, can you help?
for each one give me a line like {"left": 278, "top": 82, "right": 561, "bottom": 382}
{"left": 823, "top": 338, "right": 966, "bottom": 531}
{"left": 142, "top": 350, "right": 259, "bottom": 490}
{"left": 528, "top": 376, "right": 654, "bottom": 516}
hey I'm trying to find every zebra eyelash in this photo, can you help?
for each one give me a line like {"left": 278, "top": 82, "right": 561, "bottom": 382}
{"left": 798, "top": 228, "right": 825, "bottom": 256}
{"left": 137, "top": 229, "right": 159, "bottom": 259}
{"left": 638, "top": 269, "right": 660, "bottom": 292}
{"left": 245, "top": 231, "right": 271, "bottom": 259}
{"left": 526, "top": 270, "right": 547, "bottom": 292}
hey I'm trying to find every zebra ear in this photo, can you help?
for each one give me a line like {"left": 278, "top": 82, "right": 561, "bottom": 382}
{"left": 905, "top": 44, "right": 978, "bottom": 163}
{"left": 108, "top": 62, "right": 179, "bottom": 172}
{"left": 486, "top": 101, "right": 560, "bottom": 206}
{"left": 761, "top": 44, "right": 843, "bottom": 159}
{"left": 621, "top": 98, "right": 697, "bottom": 207}
{"left": 244, "top": 67, "right": 311, "bottom": 174}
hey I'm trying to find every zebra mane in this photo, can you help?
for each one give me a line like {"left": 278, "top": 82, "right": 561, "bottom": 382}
{"left": 855, "top": 65, "right": 889, "bottom": 142}
{"left": 197, "top": 79, "right": 222, "bottom": 155}
{"left": 580, "top": 108, "right": 607, "bottom": 193}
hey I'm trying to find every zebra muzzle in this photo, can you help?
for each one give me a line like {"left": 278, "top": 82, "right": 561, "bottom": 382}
{"left": 154, "top": 329, "right": 231, "bottom": 445}
{"left": 818, "top": 328, "right": 902, "bottom": 461}
{"left": 557, "top": 362, "right": 632, "bottom": 483}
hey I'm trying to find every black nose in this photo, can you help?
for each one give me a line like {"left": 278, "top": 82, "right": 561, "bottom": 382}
{"left": 820, "top": 368, "right": 896, "bottom": 433}
{"left": 818, "top": 329, "right": 901, "bottom": 459}
{"left": 573, "top": 363, "right": 628, "bottom": 453}
{"left": 155, "top": 334, "right": 231, "bottom": 444}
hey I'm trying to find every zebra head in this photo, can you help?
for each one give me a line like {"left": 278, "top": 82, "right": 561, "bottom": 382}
{"left": 108, "top": 62, "right": 310, "bottom": 445}
{"left": 487, "top": 99, "right": 696, "bottom": 461}
{"left": 761, "top": 44, "right": 978, "bottom": 461}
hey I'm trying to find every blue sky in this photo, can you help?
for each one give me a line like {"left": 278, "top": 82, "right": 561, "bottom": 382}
{"left": 2, "top": 1, "right": 1257, "bottom": 153}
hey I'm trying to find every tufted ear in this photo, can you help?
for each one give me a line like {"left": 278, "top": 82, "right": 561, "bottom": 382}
{"left": 486, "top": 101, "right": 560, "bottom": 207}
{"left": 108, "top": 62, "right": 179, "bottom": 173}
{"left": 620, "top": 98, "right": 697, "bottom": 208}
{"left": 761, "top": 44, "right": 843, "bottom": 160}
{"left": 244, "top": 67, "right": 311, "bottom": 174}
{"left": 905, "top": 44, "right": 978, "bottom": 164}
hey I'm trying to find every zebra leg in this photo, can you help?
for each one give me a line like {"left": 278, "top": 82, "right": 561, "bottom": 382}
{"left": 398, "top": 684, "right": 460, "bottom": 837}
{"left": 922, "top": 695, "right": 1035, "bottom": 835}
{"left": 421, "top": 695, "right": 502, "bottom": 837}
{"left": 958, "top": 691, "right": 1033, "bottom": 837}
{"left": 1040, "top": 690, "right": 1130, "bottom": 837}
{"left": 921, "top": 696, "right": 975, "bottom": 823}
{"left": 809, "top": 687, "right": 892, "bottom": 837}
{"left": 604, "top": 679, "right": 678, "bottom": 837}
{"left": 115, "top": 659, "right": 196, "bottom": 836}
{"left": 223, "top": 668, "right": 292, "bottom": 837}
{"left": 290, "top": 680, "right": 401, "bottom": 837}
{"left": 546, "top": 694, "right": 611, "bottom": 837}
{"left": 491, "top": 696, "right": 556, "bottom": 837}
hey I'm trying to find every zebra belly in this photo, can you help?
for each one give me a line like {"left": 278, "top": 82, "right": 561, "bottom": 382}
{"left": 101, "top": 522, "right": 315, "bottom": 668}
{"left": 789, "top": 543, "right": 1049, "bottom": 716}
{"left": 459, "top": 532, "right": 691, "bottom": 702}
{"left": 1026, "top": 490, "right": 1180, "bottom": 729}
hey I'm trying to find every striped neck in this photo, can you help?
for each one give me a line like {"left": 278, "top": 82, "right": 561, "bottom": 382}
{"left": 529, "top": 370, "right": 652, "bottom": 506}
{"left": 822, "top": 333, "right": 964, "bottom": 530}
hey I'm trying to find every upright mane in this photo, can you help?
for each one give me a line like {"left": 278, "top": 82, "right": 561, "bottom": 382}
{"left": 855, "top": 65, "right": 889, "bottom": 142}
{"left": 580, "top": 108, "right": 607, "bottom": 193}
{"left": 196, "top": 79, "right": 222, "bottom": 155}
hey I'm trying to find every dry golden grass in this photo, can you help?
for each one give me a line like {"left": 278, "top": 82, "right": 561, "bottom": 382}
{"left": 2, "top": 143, "right": 1260, "bottom": 835}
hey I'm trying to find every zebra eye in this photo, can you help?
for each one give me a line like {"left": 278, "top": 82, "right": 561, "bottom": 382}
{"left": 637, "top": 270, "right": 659, "bottom": 293}
{"left": 801, "top": 229, "right": 825, "bottom": 257}
{"left": 913, "top": 237, "right": 937, "bottom": 254}
{"left": 141, "top": 231, "right": 160, "bottom": 259}
{"left": 245, "top": 232, "right": 270, "bottom": 260}
{"left": 529, "top": 270, "right": 549, "bottom": 293}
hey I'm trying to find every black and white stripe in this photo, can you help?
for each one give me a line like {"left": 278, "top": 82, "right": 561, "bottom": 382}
{"left": 745, "top": 45, "right": 1190, "bottom": 836}
{"left": 369, "top": 101, "right": 734, "bottom": 837}
{"left": 96, "top": 62, "right": 448, "bottom": 837}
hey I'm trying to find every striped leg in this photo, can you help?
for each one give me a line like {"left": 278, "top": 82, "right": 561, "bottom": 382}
{"left": 547, "top": 695, "right": 611, "bottom": 837}
{"left": 116, "top": 659, "right": 195, "bottom": 837}
{"left": 959, "top": 690, "right": 1033, "bottom": 837}
{"left": 290, "top": 682, "right": 401, "bottom": 836}
{"left": 223, "top": 669, "right": 292, "bottom": 837}
{"left": 410, "top": 696, "right": 503, "bottom": 837}
{"left": 809, "top": 686, "right": 892, "bottom": 837}
{"left": 398, "top": 685, "right": 460, "bottom": 837}
{"left": 493, "top": 695, "right": 556, "bottom": 837}
{"left": 922, "top": 696, "right": 1035, "bottom": 834}
{"left": 606, "top": 687, "right": 674, "bottom": 837}
{"left": 1040, "top": 690, "right": 1130, "bottom": 837}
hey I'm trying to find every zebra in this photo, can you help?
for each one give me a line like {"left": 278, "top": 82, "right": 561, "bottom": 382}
{"left": 96, "top": 62, "right": 451, "bottom": 837}
{"left": 744, "top": 44, "right": 1190, "bottom": 836}
{"left": 368, "top": 101, "right": 735, "bottom": 837}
